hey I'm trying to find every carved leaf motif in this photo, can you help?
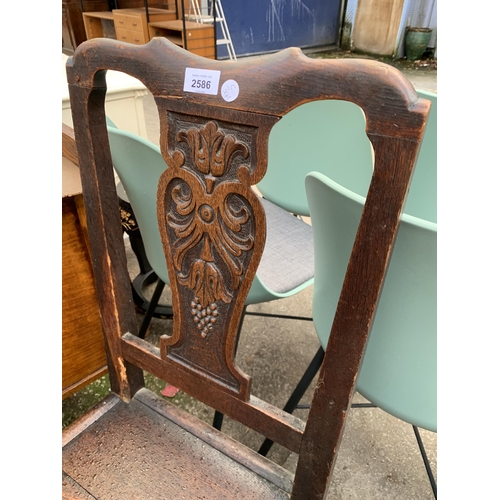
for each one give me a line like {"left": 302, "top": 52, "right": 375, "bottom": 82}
{"left": 179, "top": 259, "right": 231, "bottom": 307}
{"left": 167, "top": 121, "right": 254, "bottom": 336}
{"left": 178, "top": 121, "right": 248, "bottom": 178}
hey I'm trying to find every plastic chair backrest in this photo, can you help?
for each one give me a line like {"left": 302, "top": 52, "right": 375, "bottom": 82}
{"left": 259, "top": 90, "right": 436, "bottom": 219}
{"left": 107, "top": 127, "right": 170, "bottom": 284}
{"left": 403, "top": 90, "right": 437, "bottom": 223}
{"left": 306, "top": 166, "right": 437, "bottom": 431}
{"left": 258, "top": 99, "right": 373, "bottom": 215}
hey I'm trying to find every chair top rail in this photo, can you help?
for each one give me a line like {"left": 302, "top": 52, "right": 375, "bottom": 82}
{"left": 67, "top": 38, "right": 427, "bottom": 140}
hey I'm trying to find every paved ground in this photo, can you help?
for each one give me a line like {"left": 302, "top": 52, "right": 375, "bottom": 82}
{"left": 63, "top": 49, "right": 437, "bottom": 499}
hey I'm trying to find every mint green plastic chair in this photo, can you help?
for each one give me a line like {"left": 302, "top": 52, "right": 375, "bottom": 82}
{"left": 258, "top": 90, "right": 435, "bottom": 217}
{"left": 257, "top": 99, "right": 373, "bottom": 215}
{"left": 304, "top": 167, "right": 437, "bottom": 495}
{"left": 260, "top": 91, "right": 437, "bottom": 496}
{"left": 309, "top": 90, "right": 437, "bottom": 433}
{"left": 307, "top": 169, "right": 437, "bottom": 431}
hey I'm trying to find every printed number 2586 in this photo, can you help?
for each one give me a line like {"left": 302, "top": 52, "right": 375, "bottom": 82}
{"left": 192, "top": 79, "right": 211, "bottom": 89}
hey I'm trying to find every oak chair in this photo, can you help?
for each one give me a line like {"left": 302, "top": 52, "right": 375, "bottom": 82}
{"left": 62, "top": 37, "right": 430, "bottom": 499}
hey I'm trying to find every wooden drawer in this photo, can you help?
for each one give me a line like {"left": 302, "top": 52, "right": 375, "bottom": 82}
{"left": 185, "top": 32, "right": 214, "bottom": 49}
{"left": 112, "top": 8, "right": 177, "bottom": 44}
{"left": 113, "top": 12, "right": 142, "bottom": 32}
{"left": 115, "top": 27, "right": 147, "bottom": 44}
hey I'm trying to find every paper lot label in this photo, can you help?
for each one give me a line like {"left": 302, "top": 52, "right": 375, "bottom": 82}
{"left": 183, "top": 68, "right": 221, "bottom": 95}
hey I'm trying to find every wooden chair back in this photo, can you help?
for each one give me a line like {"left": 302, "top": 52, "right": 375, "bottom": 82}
{"left": 65, "top": 38, "right": 429, "bottom": 499}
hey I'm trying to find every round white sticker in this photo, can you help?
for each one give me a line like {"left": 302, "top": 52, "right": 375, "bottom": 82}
{"left": 221, "top": 79, "right": 239, "bottom": 102}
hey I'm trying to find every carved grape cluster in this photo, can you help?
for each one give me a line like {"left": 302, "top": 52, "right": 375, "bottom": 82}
{"left": 191, "top": 297, "right": 219, "bottom": 338}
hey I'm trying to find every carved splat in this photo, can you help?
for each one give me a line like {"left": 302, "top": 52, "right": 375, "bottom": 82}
{"left": 157, "top": 112, "right": 267, "bottom": 398}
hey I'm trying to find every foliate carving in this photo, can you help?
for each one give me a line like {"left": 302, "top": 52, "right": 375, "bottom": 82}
{"left": 156, "top": 112, "right": 267, "bottom": 398}
{"left": 178, "top": 121, "right": 248, "bottom": 182}
{"left": 165, "top": 120, "right": 254, "bottom": 339}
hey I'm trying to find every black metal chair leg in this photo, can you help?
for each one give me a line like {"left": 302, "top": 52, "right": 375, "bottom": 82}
{"left": 138, "top": 279, "right": 166, "bottom": 339}
{"left": 413, "top": 425, "right": 437, "bottom": 498}
{"left": 128, "top": 230, "right": 153, "bottom": 275}
{"left": 258, "top": 345, "right": 325, "bottom": 456}
{"left": 212, "top": 410, "right": 225, "bottom": 430}
{"left": 212, "top": 306, "right": 248, "bottom": 431}
{"left": 259, "top": 354, "right": 437, "bottom": 496}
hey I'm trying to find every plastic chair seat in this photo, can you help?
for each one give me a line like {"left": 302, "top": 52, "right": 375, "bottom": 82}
{"left": 250, "top": 198, "right": 314, "bottom": 298}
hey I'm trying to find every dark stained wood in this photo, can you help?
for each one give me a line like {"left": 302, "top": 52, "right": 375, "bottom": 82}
{"left": 67, "top": 38, "right": 427, "bottom": 137}
{"left": 64, "top": 81, "right": 145, "bottom": 402}
{"left": 121, "top": 332, "right": 305, "bottom": 453}
{"left": 156, "top": 113, "right": 278, "bottom": 400}
{"left": 63, "top": 471, "right": 98, "bottom": 499}
{"left": 64, "top": 37, "right": 430, "bottom": 499}
{"left": 134, "top": 388, "right": 295, "bottom": 492}
{"left": 63, "top": 393, "right": 122, "bottom": 447}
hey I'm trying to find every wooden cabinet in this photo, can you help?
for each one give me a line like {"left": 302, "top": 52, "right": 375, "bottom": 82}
{"left": 83, "top": 8, "right": 177, "bottom": 45}
{"left": 148, "top": 19, "right": 215, "bottom": 58}
{"left": 62, "top": 131, "right": 108, "bottom": 399}
{"left": 68, "top": 3, "right": 215, "bottom": 58}
{"left": 83, "top": 11, "right": 116, "bottom": 40}
{"left": 114, "top": 8, "right": 176, "bottom": 44}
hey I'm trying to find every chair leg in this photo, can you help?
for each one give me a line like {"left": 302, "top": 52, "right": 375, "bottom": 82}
{"left": 316, "top": 401, "right": 437, "bottom": 497}
{"left": 212, "top": 306, "right": 248, "bottom": 431}
{"left": 128, "top": 229, "right": 153, "bottom": 275}
{"left": 138, "top": 279, "right": 166, "bottom": 339}
{"left": 413, "top": 425, "right": 437, "bottom": 498}
{"left": 244, "top": 310, "right": 313, "bottom": 322}
{"left": 258, "top": 345, "right": 325, "bottom": 456}
{"left": 212, "top": 410, "right": 225, "bottom": 430}
{"left": 257, "top": 349, "right": 437, "bottom": 497}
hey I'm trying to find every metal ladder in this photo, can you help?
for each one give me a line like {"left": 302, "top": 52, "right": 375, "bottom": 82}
{"left": 185, "top": 0, "right": 237, "bottom": 61}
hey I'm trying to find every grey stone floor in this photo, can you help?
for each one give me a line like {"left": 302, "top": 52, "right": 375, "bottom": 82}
{"left": 130, "top": 56, "right": 438, "bottom": 499}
